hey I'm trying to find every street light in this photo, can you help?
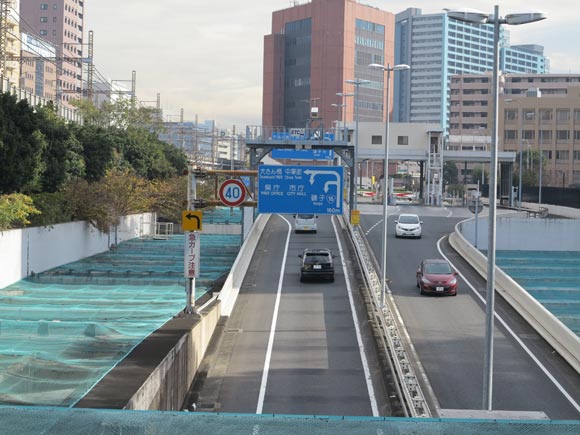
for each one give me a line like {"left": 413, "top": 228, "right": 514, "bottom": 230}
{"left": 368, "top": 63, "right": 410, "bottom": 308}
{"left": 345, "top": 79, "right": 371, "bottom": 212}
{"left": 331, "top": 103, "right": 344, "bottom": 138}
{"left": 336, "top": 92, "right": 354, "bottom": 141}
{"left": 446, "top": 5, "right": 546, "bottom": 411}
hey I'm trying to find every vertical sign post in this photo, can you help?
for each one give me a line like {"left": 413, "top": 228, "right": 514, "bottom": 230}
{"left": 184, "top": 166, "right": 198, "bottom": 314}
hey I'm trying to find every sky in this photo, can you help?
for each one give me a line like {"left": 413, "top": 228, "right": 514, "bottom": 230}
{"left": 84, "top": 0, "right": 579, "bottom": 130}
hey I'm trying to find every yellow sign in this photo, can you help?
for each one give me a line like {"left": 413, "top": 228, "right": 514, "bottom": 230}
{"left": 182, "top": 210, "right": 203, "bottom": 231}
{"left": 350, "top": 209, "right": 360, "bottom": 225}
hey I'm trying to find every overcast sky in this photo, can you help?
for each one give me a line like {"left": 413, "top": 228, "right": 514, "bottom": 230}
{"left": 84, "top": 0, "right": 578, "bottom": 130}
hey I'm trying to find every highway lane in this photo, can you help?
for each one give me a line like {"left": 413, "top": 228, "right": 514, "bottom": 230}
{"left": 191, "top": 214, "right": 390, "bottom": 416}
{"left": 360, "top": 203, "right": 580, "bottom": 419}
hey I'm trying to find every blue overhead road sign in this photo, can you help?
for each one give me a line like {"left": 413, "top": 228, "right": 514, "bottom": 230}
{"left": 258, "top": 165, "right": 343, "bottom": 215}
{"left": 271, "top": 149, "right": 334, "bottom": 160}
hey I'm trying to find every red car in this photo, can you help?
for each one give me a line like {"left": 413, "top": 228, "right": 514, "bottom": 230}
{"left": 416, "top": 259, "right": 458, "bottom": 296}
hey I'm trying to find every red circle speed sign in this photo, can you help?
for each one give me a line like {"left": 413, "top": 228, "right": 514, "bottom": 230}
{"left": 218, "top": 179, "right": 247, "bottom": 207}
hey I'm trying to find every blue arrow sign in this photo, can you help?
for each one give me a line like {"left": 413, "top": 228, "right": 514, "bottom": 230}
{"left": 258, "top": 165, "right": 343, "bottom": 215}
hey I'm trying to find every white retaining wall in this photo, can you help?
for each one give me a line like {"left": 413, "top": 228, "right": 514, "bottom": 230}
{"left": 0, "top": 213, "right": 155, "bottom": 289}
{"left": 450, "top": 222, "right": 580, "bottom": 374}
{"left": 218, "top": 213, "right": 271, "bottom": 316}
{"left": 461, "top": 217, "right": 580, "bottom": 251}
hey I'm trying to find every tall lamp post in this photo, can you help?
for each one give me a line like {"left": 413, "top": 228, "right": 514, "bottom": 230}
{"left": 345, "top": 79, "right": 371, "bottom": 212}
{"left": 336, "top": 92, "right": 354, "bottom": 141}
{"left": 446, "top": 6, "right": 546, "bottom": 411}
{"left": 368, "top": 63, "right": 410, "bottom": 308}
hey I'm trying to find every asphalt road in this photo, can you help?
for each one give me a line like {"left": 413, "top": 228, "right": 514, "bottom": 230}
{"left": 359, "top": 203, "right": 580, "bottom": 419}
{"left": 191, "top": 214, "right": 390, "bottom": 416}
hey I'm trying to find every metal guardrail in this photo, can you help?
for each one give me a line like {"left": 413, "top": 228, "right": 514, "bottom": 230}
{"left": 345, "top": 218, "right": 431, "bottom": 418}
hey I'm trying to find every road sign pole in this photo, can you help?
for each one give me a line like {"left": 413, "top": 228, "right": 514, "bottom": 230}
{"left": 185, "top": 166, "right": 197, "bottom": 315}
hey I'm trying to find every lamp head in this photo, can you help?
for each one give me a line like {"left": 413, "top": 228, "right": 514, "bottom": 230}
{"left": 505, "top": 10, "right": 546, "bottom": 25}
{"left": 446, "top": 8, "right": 489, "bottom": 24}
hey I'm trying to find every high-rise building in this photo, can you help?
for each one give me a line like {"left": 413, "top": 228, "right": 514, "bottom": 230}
{"left": 20, "top": 32, "right": 57, "bottom": 100}
{"left": 394, "top": 8, "right": 547, "bottom": 131}
{"left": 0, "top": 0, "right": 21, "bottom": 84}
{"left": 263, "top": 0, "right": 395, "bottom": 130}
{"left": 20, "top": 0, "right": 85, "bottom": 109}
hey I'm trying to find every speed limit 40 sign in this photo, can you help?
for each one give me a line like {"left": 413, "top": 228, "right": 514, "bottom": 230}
{"left": 219, "top": 179, "right": 247, "bottom": 207}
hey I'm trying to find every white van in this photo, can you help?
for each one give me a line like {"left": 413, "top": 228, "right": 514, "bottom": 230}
{"left": 294, "top": 214, "right": 318, "bottom": 233}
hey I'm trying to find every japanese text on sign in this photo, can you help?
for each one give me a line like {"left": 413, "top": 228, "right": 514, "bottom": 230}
{"left": 184, "top": 232, "right": 200, "bottom": 279}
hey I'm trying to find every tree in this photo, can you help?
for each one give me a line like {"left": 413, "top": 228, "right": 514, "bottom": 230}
{"left": 443, "top": 161, "right": 459, "bottom": 186}
{"left": 0, "top": 93, "right": 46, "bottom": 194}
{"left": 36, "top": 103, "right": 86, "bottom": 192}
{"left": 0, "top": 193, "right": 41, "bottom": 230}
{"left": 73, "top": 124, "right": 116, "bottom": 182}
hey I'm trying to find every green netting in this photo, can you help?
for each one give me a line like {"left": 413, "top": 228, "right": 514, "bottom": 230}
{"left": 0, "top": 407, "right": 578, "bottom": 435}
{"left": 495, "top": 251, "right": 580, "bottom": 335}
{"left": 0, "top": 232, "right": 240, "bottom": 407}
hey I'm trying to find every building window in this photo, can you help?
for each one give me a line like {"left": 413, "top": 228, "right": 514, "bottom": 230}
{"left": 40, "top": 16, "right": 48, "bottom": 22}
{"left": 522, "top": 130, "right": 535, "bottom": 140}
{"left": 39, "top": 30, "right": 48, "bottom": 36}
{"left": 556, "top": 130, "right": 570, "bottom": 142}
{"left": 556, "top": 150, "right": 569, "bottom": 161}
{"left": 371, "top": 135, "right": 382, "bottom": 145}
{"left": 40, "top": 3, "right": 48, "bottom": 10}
{"left": 398, "top": 136, "right": 409, "bottom": 145}
{"left": 539, "top": 130, "right": 552, "bottom": 142}
{"left": 53, "top": 17, "right": 57, "bottom": 23}
{"left": 556, "top": 109, "right": 570, "bottom": 123}
{"left": 523, "top": 109, "right": 535, "bottom": 121}
{"left": 574, "top": 131, "right": 580, "bottom": 141}
{"left": 573, "top": 150, "right": 580, "bottom": 160}
{"left": 540, "top": 109, "right": 553, "bottom": 121}
{"left": 504, "top": 109, "right": 517, "bottom": 121}
{"left": 504, "top": 130, "right": 517, "bottom": 140}
{"left": 574, "top": 110, "right": 580, "bottom": 122}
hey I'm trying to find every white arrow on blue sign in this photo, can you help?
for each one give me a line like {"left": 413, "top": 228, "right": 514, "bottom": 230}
{"left": 258, "top": 165, "right": 343, "bottom": 215}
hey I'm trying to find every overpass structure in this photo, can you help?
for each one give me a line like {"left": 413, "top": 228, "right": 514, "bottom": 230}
{"left": 246, "top": 123, "right": 517, "bottom": 207}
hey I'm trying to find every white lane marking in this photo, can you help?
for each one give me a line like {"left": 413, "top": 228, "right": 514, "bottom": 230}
{"left": 256, "top": 215, "right": 292, "bottom": 414}
{"left": 332, "top": 216, "right": 379, "bottom": 416}
{"left": 365, "top": 218, "right": 382, "bottom": 236}
{"left": 437, "top": 237, "right": 580, "bottom": 415}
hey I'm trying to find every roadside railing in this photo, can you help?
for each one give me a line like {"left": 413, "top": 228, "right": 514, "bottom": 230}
{"left": 343, "top": 212, "right": 432, "bottom": 417}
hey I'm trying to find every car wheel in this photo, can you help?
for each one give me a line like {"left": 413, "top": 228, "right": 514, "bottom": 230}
{"left": 300, "top": 275, "right": 305, "bottom": 283}
{"left": 419, "top": 285, "right": 425, "bottom": 295}
{"left": 417, "top": 235, "right": 422, "bottom": 239}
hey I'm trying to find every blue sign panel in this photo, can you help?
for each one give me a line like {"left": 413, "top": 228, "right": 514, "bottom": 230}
{"left": 271, "top": 149, "right": 334, "bottom": 161}
{"left": 258, "top": 165, "right": 343, "bottom": 215}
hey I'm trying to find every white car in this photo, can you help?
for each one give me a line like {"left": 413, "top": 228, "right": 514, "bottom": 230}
{"left": 294, "top": 214, "right": 318, "bottom": 233}
{"left": 395, "top": 214, "right": 422, "bottom": 239}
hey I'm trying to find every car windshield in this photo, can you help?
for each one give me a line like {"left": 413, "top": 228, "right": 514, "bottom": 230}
{"left": 297, "top": 214, "right": 315, "bottom": 219}
{"left": 304, "top": 253, "right": 330, "bottom": 264}
{"left": 399, "top": 215, "right": 419, "bottom": 224}
{"left": 425, "top": 262, "right": 452, "bottom": 274}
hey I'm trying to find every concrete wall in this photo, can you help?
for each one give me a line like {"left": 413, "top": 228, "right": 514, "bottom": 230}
{"left": 124, "top": 213, "right": 272, "bottom": 410}
{"left": 0, "top": 213, "right": 155, "bottom": 289}
{"left": 124, "top": 300, "right": 221, "bottom": 411}
{"left": 219, "top": 213, "right": 272, "bottom": 316}
{"left": 460, "top": 217, "right": 580, "bottom": 251}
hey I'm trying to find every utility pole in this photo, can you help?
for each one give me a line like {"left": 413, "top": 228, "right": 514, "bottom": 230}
{"left": 231, "top": 125, "right": 236, "bottom": 170}
{"left": 131, "top": 70, "right": 136, "bottom": 108}
{"left": 86, "top": 30, "right": 95, "bottom": 103}
{"left": 0, "top": 0, "right": 9, "bottom": 77}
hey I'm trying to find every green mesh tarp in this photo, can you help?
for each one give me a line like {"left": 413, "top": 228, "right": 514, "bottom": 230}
{"left": 0, "top": 407, "right": 578, "bottom": 435}
{"left": 0, "top": 232, "right": 240, "bottom": 407}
